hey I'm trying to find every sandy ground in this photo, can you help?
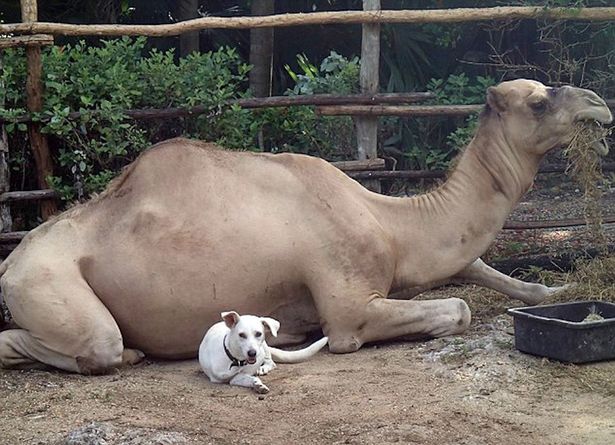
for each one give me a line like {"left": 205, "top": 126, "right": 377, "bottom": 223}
{"left": 2, "top": 295, "right": 615, "bottom": 445}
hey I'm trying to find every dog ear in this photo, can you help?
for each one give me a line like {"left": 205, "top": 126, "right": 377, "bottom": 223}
{"left": 260, "top": 317, "right": 280, "bottom": 337}
{"left": 221, "top": 311, "right": 240, "bottom": 328}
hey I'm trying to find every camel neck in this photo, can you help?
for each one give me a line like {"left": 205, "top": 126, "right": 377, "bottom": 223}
{"left": 365, "top": 118, "right": 541, "bottom": 290}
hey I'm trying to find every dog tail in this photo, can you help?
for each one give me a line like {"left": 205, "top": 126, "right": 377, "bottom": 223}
{"left": 269, "top": 336, "right": 328, "bottom": 364}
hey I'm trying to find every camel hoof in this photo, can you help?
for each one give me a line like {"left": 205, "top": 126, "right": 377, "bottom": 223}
{"left": 549, "top": 283, "right": 575, "bottom": 294}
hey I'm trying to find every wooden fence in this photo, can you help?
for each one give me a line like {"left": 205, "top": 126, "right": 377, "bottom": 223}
{"left": 2, "top": 2, "right": 615, "bottom": 250}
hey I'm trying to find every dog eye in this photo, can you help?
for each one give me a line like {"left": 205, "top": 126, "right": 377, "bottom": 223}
{"left": 255, "top": 332, "right": 262, "bottom": 338}
{"left": 239, "top": 333, "right": 247, "bottom": 339}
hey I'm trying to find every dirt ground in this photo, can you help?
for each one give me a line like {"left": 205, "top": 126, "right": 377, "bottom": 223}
{"left": 2, "top": 176, "right": 615, "bottom": 445}
{"left": 2, "top": 300, "right": 615, "bottom": 445}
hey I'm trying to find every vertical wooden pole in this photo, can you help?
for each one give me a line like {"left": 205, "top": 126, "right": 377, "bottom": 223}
{"left": 249, "top": 0, "right": 275, "bottom": 98}
{"left": 21, "top": 0, "right": 57, "bottom": 219}
{"left": 177, "top": 0, "right": 200, "bottom": 57}
{"left": 0, "top": 52, "right": 13, "bottom": 233}
{"left": 356, "top": 0, "right": 381, "bottom": 192}
{"left": 250, "top": 0, "right": 275, "bottom": 151}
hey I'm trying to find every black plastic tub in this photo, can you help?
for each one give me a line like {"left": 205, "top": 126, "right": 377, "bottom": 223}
{"left": 507, "top": 301, "right": 615, "bottom": 363}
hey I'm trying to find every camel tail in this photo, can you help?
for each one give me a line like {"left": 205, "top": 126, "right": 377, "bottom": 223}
{"left": 269, "top": 336, "right": 328, "bottom": 364}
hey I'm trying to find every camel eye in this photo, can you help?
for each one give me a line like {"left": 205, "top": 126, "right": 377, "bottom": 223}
{"left": 239, "top": 333, "right": 247, "bottom": 339}
{"left": 255, "top": 331, "right": 262, "bottom": 338}
{"left": 530, "top": 99, "right": 548, "bottom": 114}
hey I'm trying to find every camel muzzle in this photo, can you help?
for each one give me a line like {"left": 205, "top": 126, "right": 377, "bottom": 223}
{"left": 569, "top": 87, "right": 613, "bottom": 125}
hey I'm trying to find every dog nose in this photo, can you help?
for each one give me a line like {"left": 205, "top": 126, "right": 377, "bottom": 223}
{"left": 247, "top": 350, "right": 257, "bottom": 358}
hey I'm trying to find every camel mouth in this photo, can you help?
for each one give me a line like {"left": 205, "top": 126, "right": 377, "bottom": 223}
{"left": 585, "top": 120, "right": 610, "bottom": 156}
{"left": 570, "top": 119, "right": 611, "bottom": 157}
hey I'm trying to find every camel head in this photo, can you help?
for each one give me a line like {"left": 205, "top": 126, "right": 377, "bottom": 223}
{"left": 485, "top": 79, "right": 612, "bottom": 156}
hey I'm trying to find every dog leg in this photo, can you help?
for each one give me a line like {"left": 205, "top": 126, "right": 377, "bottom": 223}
{"left": 257, "top": 345, "right": 276, "bottom": 376}
{"left": 229, "top": 373, "right": 269, "bottom": 394}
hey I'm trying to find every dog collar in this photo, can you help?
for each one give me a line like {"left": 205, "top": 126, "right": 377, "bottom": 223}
{"left": 223, "top": 335, "right": 247, "bottom": 369}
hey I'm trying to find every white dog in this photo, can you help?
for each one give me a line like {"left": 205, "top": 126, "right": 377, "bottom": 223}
{"left": 199, "top": 311, "right": 328, "bottom": 393}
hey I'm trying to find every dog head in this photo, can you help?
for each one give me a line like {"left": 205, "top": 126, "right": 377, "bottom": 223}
{"left": 221, "top": 311, "right": 280, "bottom": 365}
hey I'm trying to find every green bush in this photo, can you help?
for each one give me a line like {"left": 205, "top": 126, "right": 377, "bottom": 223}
{"left": 1, "top": 37, "right": 252, "bottom": 201}
{"left": 380, "top": 73, "right": 495, "bottom": 171}
{"left": 258, "top": 51, "right": 360, "bottom": 159}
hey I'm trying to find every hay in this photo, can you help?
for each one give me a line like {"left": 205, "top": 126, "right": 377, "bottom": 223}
{"left": 582, "top": 303, "right": 605, "bottom": 322}
{"left": 563, "top": 121, "right": 611, "bottom": 249}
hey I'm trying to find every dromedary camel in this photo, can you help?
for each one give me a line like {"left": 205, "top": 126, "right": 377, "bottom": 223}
{"left": 0, "top": 79, "right": 611, "bottom": 374}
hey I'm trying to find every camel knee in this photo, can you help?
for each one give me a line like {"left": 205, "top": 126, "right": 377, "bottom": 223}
{"left": 439, "top": 297, "right": 471, "bottom": 336}
{"left": 327, "top": 333, "right": 363, "bottom": 354}
{"left": 76, "top": 341, "right": 124, "bottom": 375}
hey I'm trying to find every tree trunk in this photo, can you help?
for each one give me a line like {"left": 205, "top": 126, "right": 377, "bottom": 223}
{"left": 21, "top": 0, "right": 57, "bottom": 219}
{"left": 355, "top": 0, "right": 381, "bottom": 193}
{"left": 249, "top": 0, "right": 275, "bottom": 97}
{"left": 0, "top": 51, "right": 13, "bottom": 233}
{"left": 176, "top": 0, "right": 200, "bottom": 57}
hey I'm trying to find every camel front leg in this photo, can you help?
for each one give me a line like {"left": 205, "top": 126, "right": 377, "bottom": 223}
{"left": 455, "top": 258, "right": 570, "bottom": 305}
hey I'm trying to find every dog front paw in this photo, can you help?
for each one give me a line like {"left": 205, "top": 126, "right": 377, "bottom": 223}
{"left": 253, "top": 382, "right": 270, "bottom": 394}
{"left": 257, "top": 362, "right": 276, "bottom": 376}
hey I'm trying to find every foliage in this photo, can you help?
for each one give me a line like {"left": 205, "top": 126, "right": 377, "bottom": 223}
{"left": 284, "top": 51, "right": 360, "bottom": 95}
{"left": 383, "top": 73, "right": 496, "bottom": 171}
{"left": 258, "top": 51, "right": 359, "bottom": 159}
{"left": 0, "top": 37, "right": 252, "bottom": 201}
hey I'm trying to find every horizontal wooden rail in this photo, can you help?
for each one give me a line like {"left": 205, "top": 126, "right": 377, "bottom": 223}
{"left": 2, "top": 7, "right": 615, "bottom": 37}
{"left": 0, "top": 231, "right": 28, "bottom": 243}
{"left": 235, "top": 93, "right": 434, "bottom": 108}
{"left": 317, "top": 104, "right": 484, "bottom": 117}
{"left": 332, "top": 158, "right": 385, "bottom": 171}
{"left": 349, "top": 163, "right": 615, "bottom": 180}
{"left": 319, "top": 99, "right": 615, "bottom": 117}
{"left": 3, "top": 96, "right": 614, "bottom": 124}
{"left": 0, "top": 189, "right": 57, "bottom": 202}
{"left": 0, "top": 34, "right": 53, "bottom": 49}
{"left": 503, "top": 216, "right": 615, "bottom": 230}
{"left": 350, "top": 169, "right": 445, "bottom": 180}
{"left": 0, "top": 93, "right": 434, "bottom": 124}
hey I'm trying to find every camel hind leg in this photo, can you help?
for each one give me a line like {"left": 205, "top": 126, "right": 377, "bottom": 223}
{"left": 0, "top": 264, "right": 142, "bottom": 374}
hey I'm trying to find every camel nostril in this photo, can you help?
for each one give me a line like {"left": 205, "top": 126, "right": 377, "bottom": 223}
{"left": 247, "top": 350, "right": 257, "bottom": 358}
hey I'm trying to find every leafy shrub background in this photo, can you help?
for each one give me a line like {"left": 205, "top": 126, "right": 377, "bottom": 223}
{"left": 1, "top": 37, "right": 255, "bottom": 202}
{"left": 1, "top": 40, "right": 369, "bottom": 205}
{"left": 1, "top": 36, "right": 497, "bottom": 210}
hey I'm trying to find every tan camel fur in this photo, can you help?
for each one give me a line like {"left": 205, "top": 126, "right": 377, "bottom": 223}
{"left": 0, "top": 79, "right": 611, "bottom": 374}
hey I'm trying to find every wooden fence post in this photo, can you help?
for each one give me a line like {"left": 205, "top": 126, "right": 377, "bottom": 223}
{"left": 21, "top": 0, "right": 57, "bottom": 219}
{"left": 355, "top": 0, "right": 381, "bottom": 192}
{"left": 0, "top": 52, "right": 13, "bottom": 233}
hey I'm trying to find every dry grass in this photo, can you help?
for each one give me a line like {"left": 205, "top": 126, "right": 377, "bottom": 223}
{"left": 563, "top": 121, "right": 612, "bottom": 249}
{"left": 548, "top": 256, "right": 615, "bottom": 303}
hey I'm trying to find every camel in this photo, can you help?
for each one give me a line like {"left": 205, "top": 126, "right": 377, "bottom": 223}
{"left": 0, "top": 79, "right": 611, "bottom": 374}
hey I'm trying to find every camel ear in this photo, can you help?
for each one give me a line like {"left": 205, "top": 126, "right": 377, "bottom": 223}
{"left": 486, "top": 86, "right": 507, "bottom": 113}
{"left": 221, "top": 311, "right": 241, "bottom": 328}
{"left": 260, "top": 317, "right": 280, "bottom": 337}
